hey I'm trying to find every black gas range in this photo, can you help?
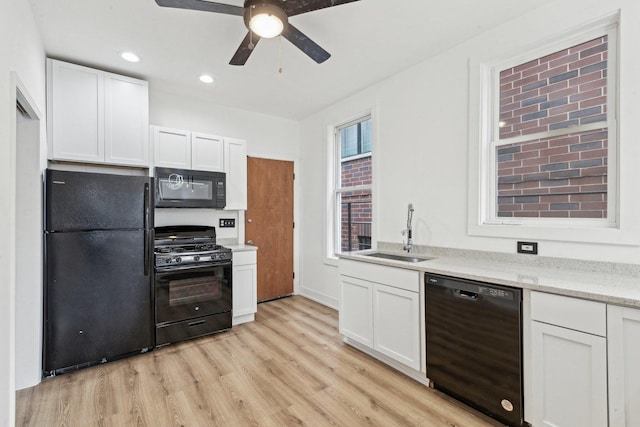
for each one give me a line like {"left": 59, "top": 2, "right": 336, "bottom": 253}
{"left": 154, "top": 226, "right": 232, "bottom": 268}
{"left": 153, "top": 226, "right": 232, "bottom": 346}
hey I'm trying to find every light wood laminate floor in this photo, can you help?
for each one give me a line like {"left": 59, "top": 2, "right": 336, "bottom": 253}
{"left": 17, "top": 296, "right": 501, "bottom": 426}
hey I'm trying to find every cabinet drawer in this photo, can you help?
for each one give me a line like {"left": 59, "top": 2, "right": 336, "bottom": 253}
{"left": 233, "top": 250, "right": 256, "bottom": 266}
{"left": 531, "top": 291, "right": 606, "bottom": 337}
{"left": 339, "top": 259, "right": 419, "bottom": 292}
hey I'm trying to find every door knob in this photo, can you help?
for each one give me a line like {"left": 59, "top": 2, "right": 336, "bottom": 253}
{"left": 247, "top": 240, "right": 254, "bottom": 245}
{"left": 247, "top": 218, "right": 252, "bottom": 223}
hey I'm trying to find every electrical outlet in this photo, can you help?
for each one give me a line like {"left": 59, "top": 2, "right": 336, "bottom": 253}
{"left": 219, "top": 218, "right": 236, "bottom": 228}
{"left": 517, "top": 241, "right": 538, "bottom": 255}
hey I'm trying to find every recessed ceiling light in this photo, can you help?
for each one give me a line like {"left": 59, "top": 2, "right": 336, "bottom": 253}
{"left": 120, "top": 52, "right": 141, "bottom": 63}
{"left": 199, "top": 74, "right": 215, "bottom": 84}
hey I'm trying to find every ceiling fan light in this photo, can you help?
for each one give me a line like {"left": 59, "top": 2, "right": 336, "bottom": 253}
{"left": 249, "top": 13, "right": 284, "bottom": 38}
{"left": 245, "top": 3, "right": 288, "bottom": 39}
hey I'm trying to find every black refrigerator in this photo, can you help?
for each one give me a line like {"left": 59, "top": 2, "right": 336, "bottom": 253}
{"left": 43, "top": 169, "right": 153, "bottom": 376}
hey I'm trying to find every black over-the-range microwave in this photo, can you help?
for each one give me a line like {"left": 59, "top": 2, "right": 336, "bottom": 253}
{"left": 155, "top": 167, "right": 226, "bottom": 208}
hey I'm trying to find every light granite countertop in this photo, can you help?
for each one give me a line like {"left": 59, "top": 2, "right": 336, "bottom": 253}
{"left": 340, "top": 243, "right": 640, "bottom": 309}
{"left": 222, "top": 243, "right": 258, "bottom": 252}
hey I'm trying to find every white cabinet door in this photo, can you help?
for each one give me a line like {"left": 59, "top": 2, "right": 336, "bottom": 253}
{"left": 373, "top": 283, "right": 420, "bottom": 370}
{"left": 232, "top": 264, "right": 257, "bottom": 321}
{"left": 224, "top": 138, "right": 247, "bottom": 210}
{"left": 152, "top": 126, "right": 191, "bottom": 169}
{"left": 47, "top": 59, "right": 104, "bottom": 163}
{"left": 339, "top": 276, "right": 373, "bottom": 348}
{"left": 608, "top": 305, "right": 640, "bottom": 427}
{"left": 104, "top": 72, "right": 149, "bottom": 166}
{"left": 192, "top": 133, "right": 224, "bottom": 172}
{"left": 530, "top": 321, "right": 608, "bottom": 427}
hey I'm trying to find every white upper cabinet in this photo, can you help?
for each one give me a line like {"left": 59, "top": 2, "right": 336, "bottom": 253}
{"left": 151, "top": 126, "right": 248, "bottom": 210}
{"left": 152, "top": 127, "right": 224, "bottom": 172}
{"left": 47, "top": 60, "right": 104, "bottom": 163}
{"left": 152, "top": 127, "right": 191, "bottom": 169}
{"left": 47, "top": 59, "right": 149, "bottom": 167}
{"left": 104, "top": 72, "right": 149, "bottom": 166}
{"left": 224, "top": 138, "right": 247, "bottom": 210}
{"left": 192, "top": 133, "right": 224, "bottom": 172}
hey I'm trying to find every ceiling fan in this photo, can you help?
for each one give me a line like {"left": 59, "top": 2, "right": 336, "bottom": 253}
{"left": 155, "top": 0, "right": 361, "bottom": 66}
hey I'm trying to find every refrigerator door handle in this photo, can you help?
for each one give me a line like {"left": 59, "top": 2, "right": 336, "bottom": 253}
{"left": 144, "top": 182, "right": 150, "bottom": 276}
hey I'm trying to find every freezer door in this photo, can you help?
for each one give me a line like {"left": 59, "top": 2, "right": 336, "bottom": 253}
{"left": 45, "top": 169, "right": 150, "bottom": 231}
{"left": 44, "top": 230, "right": 152, "bottom": 373}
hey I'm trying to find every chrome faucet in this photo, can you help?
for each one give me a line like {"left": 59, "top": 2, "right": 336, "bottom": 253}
{"left": 402, "top": 203, "right": 414, "bottom": 253}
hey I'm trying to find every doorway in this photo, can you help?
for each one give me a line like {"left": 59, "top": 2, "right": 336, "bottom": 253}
{"left": 13, "top": 76, "right": 43, "bottom": 390}
{"left": 245, "top": 157, "right": 294, "bottom": 302}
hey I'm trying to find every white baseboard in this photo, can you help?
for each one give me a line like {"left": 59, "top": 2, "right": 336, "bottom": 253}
{"left": 299, "top": 287, "right": 339, "bottom": 310}
{"left": 232, "top": 313, "right": 255, "bottom": 326}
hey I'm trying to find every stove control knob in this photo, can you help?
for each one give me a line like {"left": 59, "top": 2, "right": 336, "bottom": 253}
{"left": 175, "top": 257, "right": 182, "bottom": 263}
{"left": 165, "top": 258, "right": 172, "bottom": 264}
{"left": 194, "top": 255, "right": 200, "bottom": 261}
{"left": 211, "top": 255, "right": 217, "bottom": 261}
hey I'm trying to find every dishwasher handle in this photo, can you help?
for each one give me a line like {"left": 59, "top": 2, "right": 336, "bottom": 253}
{"left": 454, "top": 289, "right": 478, "bottom": 300}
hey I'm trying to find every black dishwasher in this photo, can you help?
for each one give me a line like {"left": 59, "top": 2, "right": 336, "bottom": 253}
{"left": 425, "top": 273, "right": 524, "bottom": 427}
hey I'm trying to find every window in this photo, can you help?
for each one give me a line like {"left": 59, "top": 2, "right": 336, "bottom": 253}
{"left": 332, "top": 116, "right": 372, "bottom": 255}
{"left": 479, "top": 23, "right": 617, "bottom": 228}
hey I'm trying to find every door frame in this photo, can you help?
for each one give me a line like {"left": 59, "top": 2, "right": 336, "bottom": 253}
{"left": 243, "top": 154, "right": 299, "bottom": 296}
{"left": 8, "top": 72, "right": 44, "bottom": 421}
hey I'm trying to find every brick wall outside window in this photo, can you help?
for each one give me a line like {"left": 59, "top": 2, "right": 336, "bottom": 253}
{"left": 340, "top": 156, "right": 372, "bottom": 251}
{"left": 497, "top": 36, "right": 608, "bottom": 218}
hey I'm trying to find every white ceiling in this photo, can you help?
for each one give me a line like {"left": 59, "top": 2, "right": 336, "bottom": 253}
{"left": 28, "top": 0, "right": 555, "bottom": 120}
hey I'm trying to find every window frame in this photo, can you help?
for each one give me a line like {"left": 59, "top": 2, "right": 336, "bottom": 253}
{"left": 329, "top": 113, "right": 373, "bottom": 258}
{"left": 469, "top": 17, "right": 624, "bottom": 243}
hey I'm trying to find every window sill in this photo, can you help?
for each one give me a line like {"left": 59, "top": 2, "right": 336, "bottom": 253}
{"left": 468, "top": 221, "right": 640, "bottom": 246}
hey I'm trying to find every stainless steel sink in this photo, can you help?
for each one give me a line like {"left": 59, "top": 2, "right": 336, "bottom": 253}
{"left": 364, "top": 252, "right": 435, "bottom": 263}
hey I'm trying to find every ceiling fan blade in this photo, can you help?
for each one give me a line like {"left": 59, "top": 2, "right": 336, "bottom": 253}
{"left": 282, "top": 24, "right": 330, "bottom": 64}
{"left": 229, "top": 32, "right": 261, "bottom": 66}
{"left": 284, "top": 0, "right": 361, "bottom": 17}
{"left": 155, "top": 0, "right": 244, "bottom": 16}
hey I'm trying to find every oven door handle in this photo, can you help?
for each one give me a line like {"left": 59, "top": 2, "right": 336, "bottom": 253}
{"left": 155, "top": 262, "right": 232, "bottom": 274}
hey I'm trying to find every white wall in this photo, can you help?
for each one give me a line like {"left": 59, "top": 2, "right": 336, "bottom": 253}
{"left": 299, "top": 0, "right": 640, "bottom": 306}
{"left": 0, "top": 0, "right": 46, "bottom": 424}
{"left": 150, "top": 89, "right": 300, "bottom": 160}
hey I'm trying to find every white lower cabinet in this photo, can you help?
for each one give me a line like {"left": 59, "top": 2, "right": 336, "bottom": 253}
{"left": 339, "top": 259, "right": 420, "bottom": 371}
{"left": 373, "top": 284, "right": 420, "bottom": 370}
{"left": 530, "top": 322, "right": 607, "bottom": 427}
{"left": 340, "top": 276, "right": 374, "bottom": 347}
{"left": 529, "top": 292, "right": 608, "bottom": 427}
{"left": 232, "top": 250, "right": 257, "bottom": 325}
{"left": 608, "top": 305, "right": 640, "bottom": 427}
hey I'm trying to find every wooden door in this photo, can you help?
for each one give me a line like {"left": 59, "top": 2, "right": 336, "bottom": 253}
{"left": 246, "top": 157, "right": 294, "bottom": 301}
